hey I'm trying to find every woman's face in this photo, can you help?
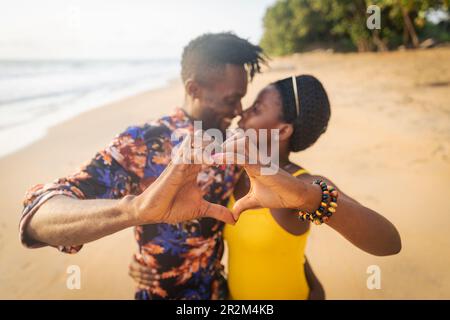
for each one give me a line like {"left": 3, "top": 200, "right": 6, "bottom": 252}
{"left": 238, "top": 84, "right": 283, "bottom": 131}
{"left": 237, "top": 84, "right": 293, "bottom": 152}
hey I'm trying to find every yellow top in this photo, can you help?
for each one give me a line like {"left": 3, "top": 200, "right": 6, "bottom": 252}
{"left": 224, "top": 168, "right": 310, "bottom": 300}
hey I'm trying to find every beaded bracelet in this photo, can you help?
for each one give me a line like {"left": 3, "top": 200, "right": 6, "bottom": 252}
{"left": 298, "top": 179, "right": 338, "bottom": 225}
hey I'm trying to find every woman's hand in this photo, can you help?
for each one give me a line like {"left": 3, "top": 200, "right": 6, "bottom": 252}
{"left": 212, "top": 132, "right": 322, "bottom": 220}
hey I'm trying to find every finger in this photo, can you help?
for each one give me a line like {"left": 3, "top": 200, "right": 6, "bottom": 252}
{"left": 136, "top": 278, "right": 158, "bottom": 287}
{"left": 193, "top": 131, "right": 216, "bottom": 164}
{"left": 129, "top": 269, "right": 159, "bottom": 282}
{"left": 222, "top": 137, "right": 255, "bottom": 165}
{"left": 129, "top": 258, "right": 160, "bottom": 280}
{"left": 193, "top": 144, "right": 214, "bottom": 165}
{"left": 202, "top": 201, "right": 236, "bottom": 225}
{"left": 222, "top": 130, "right": 257, "bottom": 152}
{"left": 193, "top": 130, "right": 214, "bottom": 147}
{"left": 128, "top": 265, "right": 160, "bottom": 280}
{"left": 199, "top": 179, "right": 214, "bottom": 192}
{"left": 176, "top": 132, "right": 215, "bottom": 165}
{"left": 221, "top": 133, "right": 262, "bottom": 165}
{"left": 172, "top": 133, "right": 192, "bottom": 164}
{"left": 221, "top": 136, "right": 246, "bottom": 154}
{"left": 211, "top": 152, "right": 246, "bottom": 165}
{"left": 225, "top": 129, "right": 245, "bottom": 141}
{"left": 232, "top": 194, "right": 261, "bottom": 220}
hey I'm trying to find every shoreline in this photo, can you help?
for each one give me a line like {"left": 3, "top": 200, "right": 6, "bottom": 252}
{"left": 0, "top": 78, "right": 186, "bottom": 299}
{"left": 0, "top": 75, "right": 182, "bottom": 160}
{"left": 0, "top": 48, "right": 449, "bottom": 299}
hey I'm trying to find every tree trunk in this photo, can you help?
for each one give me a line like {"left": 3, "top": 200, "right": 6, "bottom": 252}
{"left": 356, "top": 39, "right": 371, "bottom": 52}
{"left": 401, "top": 5, "right": 419, "bottom": 48}
{"left": 373, "top": 30, "right": 388, "bottom": 51}
{"left": 403, "top": 22, "right": 409, "bottom": 46}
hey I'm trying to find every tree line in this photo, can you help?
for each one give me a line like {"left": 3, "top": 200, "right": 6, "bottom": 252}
{"left": 260, "top": 0, "right": 449, "bottom": 55}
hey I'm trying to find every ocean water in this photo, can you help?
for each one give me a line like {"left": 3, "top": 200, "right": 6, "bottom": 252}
{"left": 0, "top": 59, "right": 180, "bottom": 158}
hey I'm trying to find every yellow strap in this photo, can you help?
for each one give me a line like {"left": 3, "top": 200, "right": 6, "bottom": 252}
{"left": 292, "top": 168, "right": 308, "bottom": 177}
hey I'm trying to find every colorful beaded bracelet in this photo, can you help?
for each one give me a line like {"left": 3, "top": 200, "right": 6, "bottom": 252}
{"left": 298, "top": 179, "right": 338, "bottom": 225}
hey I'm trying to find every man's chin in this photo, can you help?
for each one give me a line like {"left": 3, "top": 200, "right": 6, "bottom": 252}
{"left": 201, "top": 119, "right": 233, "bottom": 136}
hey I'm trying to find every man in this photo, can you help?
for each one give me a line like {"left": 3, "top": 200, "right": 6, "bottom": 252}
{"left": 20, "top": 32, "right": 265, "bottom": 299}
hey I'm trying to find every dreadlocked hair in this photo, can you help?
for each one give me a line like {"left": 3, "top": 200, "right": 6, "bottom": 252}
{"left": 181, "top": 32, "right": 266, "bottom": 84}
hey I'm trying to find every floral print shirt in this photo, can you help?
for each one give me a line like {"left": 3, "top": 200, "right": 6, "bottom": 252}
{"left": 20, "top": 108, "right": 240, "bottom": 299}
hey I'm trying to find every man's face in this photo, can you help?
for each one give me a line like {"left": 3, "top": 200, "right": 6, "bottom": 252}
{"left": 191, "top": 64, "right": 248, "bottom": 133}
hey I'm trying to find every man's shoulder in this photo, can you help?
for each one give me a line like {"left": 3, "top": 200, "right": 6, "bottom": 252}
{"left": 120, "top": 121, "right": 170, "bottom": 142}
{"left": 105, "top": 111, "right": 192, "bottom": 178}
{"left": 118, "top": 109, "right": 192, "bottom": 143}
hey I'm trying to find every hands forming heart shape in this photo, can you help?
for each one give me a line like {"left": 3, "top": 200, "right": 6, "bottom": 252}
{"left": 131, "top": 131, "right": 314, "bottom": 225}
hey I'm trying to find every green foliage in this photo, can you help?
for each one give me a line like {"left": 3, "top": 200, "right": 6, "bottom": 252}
{"left": 260, "top": 0, "right": 449, "bottom": 55}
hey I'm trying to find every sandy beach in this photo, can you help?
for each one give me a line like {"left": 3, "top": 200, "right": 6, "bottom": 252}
{"left": 0, "top": 47, "right": 449, "bottom": 299}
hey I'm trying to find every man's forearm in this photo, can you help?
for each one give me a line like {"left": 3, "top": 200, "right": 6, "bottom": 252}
{"left": 26, "top": 195, "right": 138, "bottom": 247}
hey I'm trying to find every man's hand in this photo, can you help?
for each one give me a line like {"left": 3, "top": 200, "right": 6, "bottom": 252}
{"left": 127, "top": 133, "right": 236, "bottom": 225}
{"left": 128, "top": 255, "right": 160, "bottom": 289}
{"left": 24, "top": 132, "right": 235, "bottom": 249}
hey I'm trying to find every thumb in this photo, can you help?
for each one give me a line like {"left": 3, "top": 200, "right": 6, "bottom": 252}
{"left": 232, "top": 194, "right": 260, "bottom": 221}
{"left": 202, "top": 201, "right": 236, "bottom": 225}
{"left": 212, "top": 152, "right": 247, "bottom": 165}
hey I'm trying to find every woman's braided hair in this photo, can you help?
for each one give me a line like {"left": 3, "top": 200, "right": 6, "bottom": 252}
{"left": 273, "top": 75, "right": 331, "bottom": 152}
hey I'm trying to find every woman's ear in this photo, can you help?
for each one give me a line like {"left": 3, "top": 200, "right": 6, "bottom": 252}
{"left": 185, "top": 79, "right": 201, "bottom": 100}
{"left": 277, "top": 123, "right": 294, "bottom": 142}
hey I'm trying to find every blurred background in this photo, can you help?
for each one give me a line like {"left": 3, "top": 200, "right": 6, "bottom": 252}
{"left": 0, "top": 0, "right": 449, "bottom": 299}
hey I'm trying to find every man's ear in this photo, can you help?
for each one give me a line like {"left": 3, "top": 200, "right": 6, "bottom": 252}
{"left": 185, "top": 79, "right": 201, "bottom": 100}
{"left": 277, "top": 123, "right": 294, "bottom": 142}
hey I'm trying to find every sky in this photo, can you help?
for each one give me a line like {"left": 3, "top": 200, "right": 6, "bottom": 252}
{"left": 0, "top": 0, "right": 276, "bottom": 60}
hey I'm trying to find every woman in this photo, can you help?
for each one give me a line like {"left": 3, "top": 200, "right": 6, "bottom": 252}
{"left": 224, "top": 75, "right": 335, "bottom": 299}
{"left": 129, "top": 75, "right": 401, "bottom": 299}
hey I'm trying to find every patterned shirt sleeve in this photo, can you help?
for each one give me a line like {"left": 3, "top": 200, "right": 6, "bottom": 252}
{"left": 19, "top": 125, "right": 150, "bottom": 253}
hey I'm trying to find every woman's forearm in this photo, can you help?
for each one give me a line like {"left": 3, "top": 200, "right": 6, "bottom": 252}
{"left": 325, "top": 196, "right": 401, "bottom": 256}
{"left": 299, "top": 177, "right": 401, "bottom": 256}
{"left": 25, "top": 195, "right": 138, "bottom": 247}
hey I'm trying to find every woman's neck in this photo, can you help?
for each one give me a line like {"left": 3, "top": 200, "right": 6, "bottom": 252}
{"left": 279, "top": 155, "right": 291, "bottom": 169}
{"left": 278, "top": 142, "right": 291, "bottom": 169}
